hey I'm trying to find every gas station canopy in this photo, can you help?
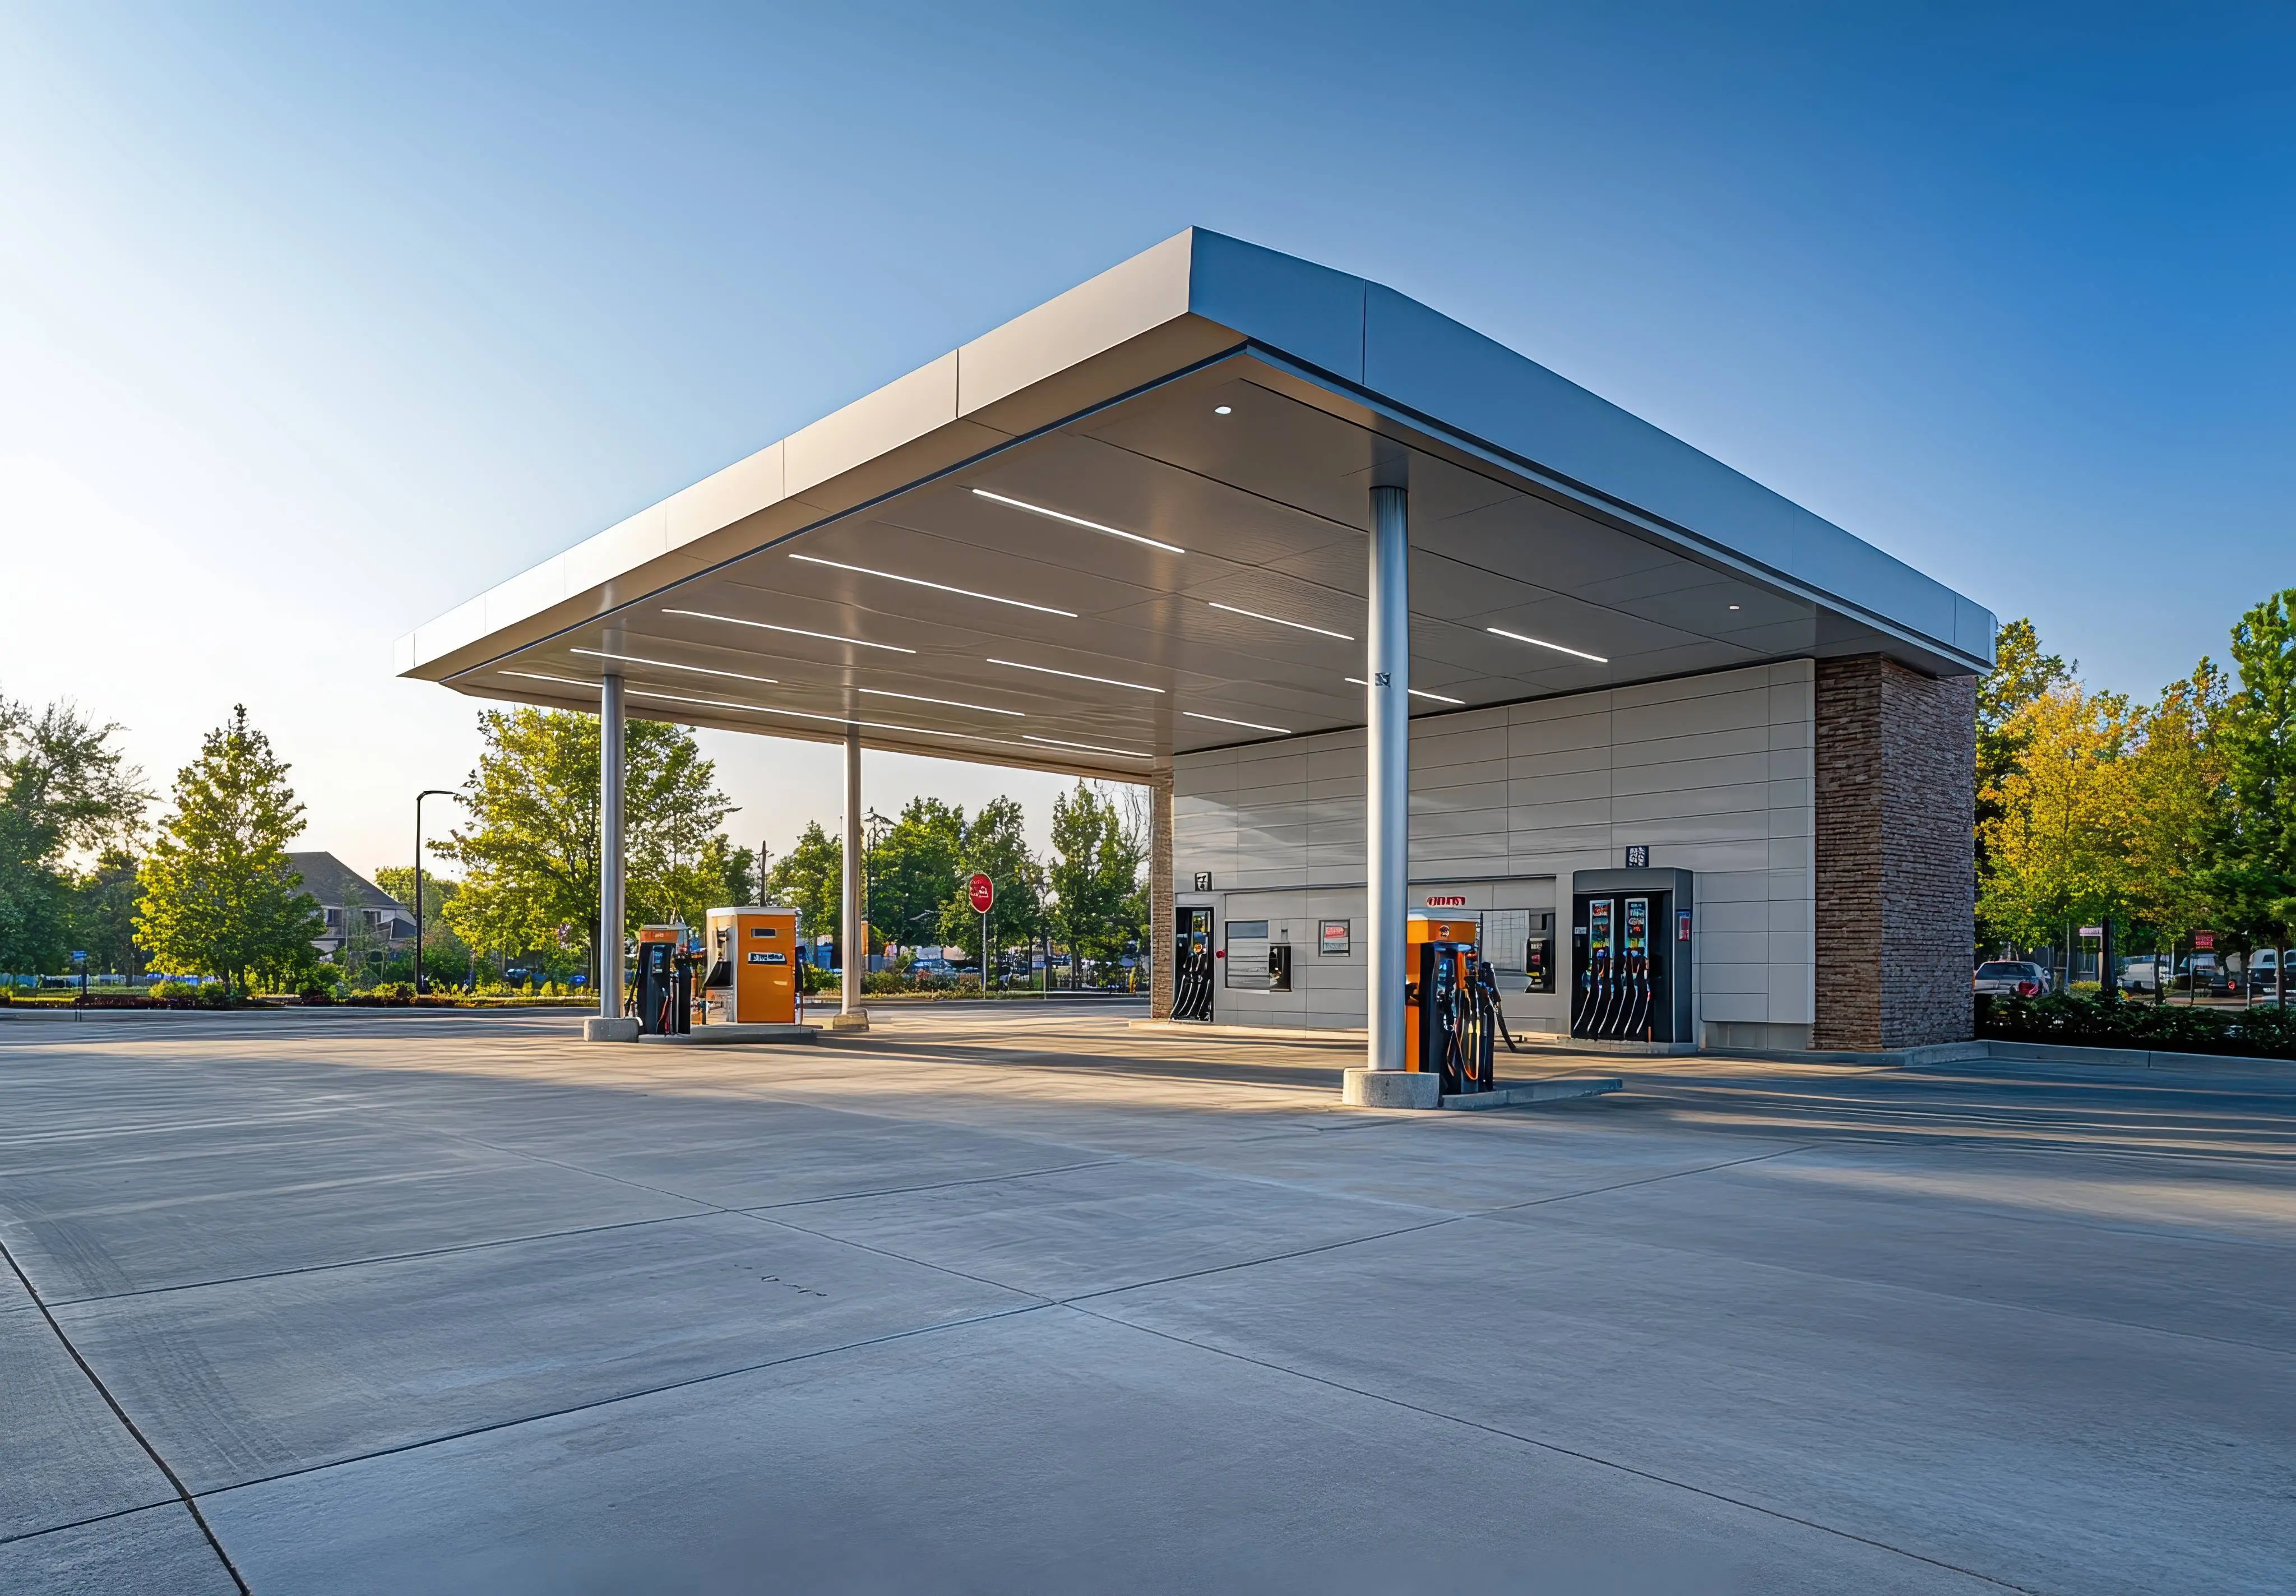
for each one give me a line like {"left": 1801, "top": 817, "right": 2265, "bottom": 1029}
{"left": 397, "top": 228, "right": 1994, "bottom": 778}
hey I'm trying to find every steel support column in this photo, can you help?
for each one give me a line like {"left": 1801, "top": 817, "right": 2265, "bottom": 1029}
{"left": 599, "top": 673, "right": 626, "bottom": 1023}
{"left": 1364, "top": 485, "right": 1410, "bottom": 1075}
{"left": 840, "top": 723, "right": 866, "bottom": 1024}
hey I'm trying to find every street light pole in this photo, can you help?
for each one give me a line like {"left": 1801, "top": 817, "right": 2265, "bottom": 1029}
{"left": 414, "top": 789, "right": 456, "bottom": 995}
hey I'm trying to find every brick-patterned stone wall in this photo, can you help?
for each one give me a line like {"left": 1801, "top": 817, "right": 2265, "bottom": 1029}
{"left": 1814, "top": 657, "right": 1976, "bottom": 1050}
{"left": 1149, "top": 775, "right": 1174, "bottom": 1021}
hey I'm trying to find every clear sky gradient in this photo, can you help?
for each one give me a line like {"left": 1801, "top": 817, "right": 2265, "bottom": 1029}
{"left": 3, "top": 3, "right": 2289, "bottom": 880}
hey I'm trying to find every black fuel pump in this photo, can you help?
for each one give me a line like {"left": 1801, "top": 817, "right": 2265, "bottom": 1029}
{"left": 1408, "top": 935, "right": 1501, "bottom": 1095}
{"left": 635, "top": 935, "right": 691, "bottom": 1036}
{"left": 1569, "top": 868, "right": 1693, "bottom": 1042}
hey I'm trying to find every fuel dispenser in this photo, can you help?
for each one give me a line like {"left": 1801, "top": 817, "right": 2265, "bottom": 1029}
{"left": 701, "top": 905, "right": 800, "bottom": 1025}
{"left": 1403, "top": 915, "right": 1517, "bottom": 1095}
{"left": 634, "top": 926, "right": 691, "bottom": 1037}
{"left": 1570, "top": 868, "right": 1694, "bottom": 1042}
{"left": 1172, "top": 906, "right": 1215, "bottom": 1023}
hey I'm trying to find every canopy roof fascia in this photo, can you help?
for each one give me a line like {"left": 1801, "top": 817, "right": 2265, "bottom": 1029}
{"left": 398, "top": 228, "right": 1993, "bottom": 751}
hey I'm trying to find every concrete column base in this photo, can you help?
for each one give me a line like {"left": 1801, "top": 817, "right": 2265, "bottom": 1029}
{"left": 1342, "top": 1068, "right": 1440, "bottom": 1109}
{"left": 582, "top": 1017, "right": 640, "bottom": 1043}
{"left": 827, "top": 1010, "right": 871, "bottom": 1032}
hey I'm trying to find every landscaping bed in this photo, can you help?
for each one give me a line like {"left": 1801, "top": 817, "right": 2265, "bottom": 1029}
{"left": 1978, "top": 992, "right": 2296, "bottom": 1060}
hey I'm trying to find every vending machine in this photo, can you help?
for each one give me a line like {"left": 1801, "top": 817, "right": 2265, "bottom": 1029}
{"left": 701, "top": 905, "right": 800, "bottom": 1025}
{"left": 1570, "top": 868, "right": 1694, "bottom": 1042}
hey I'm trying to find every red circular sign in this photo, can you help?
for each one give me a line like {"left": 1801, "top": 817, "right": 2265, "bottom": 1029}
{"left": 967, "top": 872, "right": 994, "bottom": 914}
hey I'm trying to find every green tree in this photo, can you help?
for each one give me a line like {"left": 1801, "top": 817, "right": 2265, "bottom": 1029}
{"left": 2212, "top": 590, "right": 2296, "bottom": 1002}
{"left": 374, "top": 866, "right": 474, "bottom": 988}
{"left": 135, "top": 706, "right": 322, "bottom": 1000}
{"left": 437, "top": 709, "right": 732, "bottom": 979}
{"left": 67, "top": 848, "right": 145, "bottom": 978}
{"left": 936, "top": 795, "right": 1045, "bottom": 985}
{"left": 1975, "top": 620, "right": 2073, "bottom": 920}
{"left": 767, "top": 820, "right": 842, "bottom": 954}
{"left": 1048, "top": 782, "right": 1145, "bottom": 985}
{"left": 1977, "top": 684, "right": 2137, "bottom": 963}
{"left": 2123, "top": 662, "right": 2230, "bottom": 997}
{"left": 0, "top": 693, "right": 147, "bottom": 974}
{"left": 871, "top": 797, "right": 966, "bottom": 956}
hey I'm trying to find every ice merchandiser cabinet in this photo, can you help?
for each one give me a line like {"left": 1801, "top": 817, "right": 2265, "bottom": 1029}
{"left": 1570, "top": 868, "right": 1693, "bottom": 1043}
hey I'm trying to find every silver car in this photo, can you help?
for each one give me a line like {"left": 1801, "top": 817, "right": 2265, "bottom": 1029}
{"left": 1973, "top": 960, "right": 2050, "bottom": 997}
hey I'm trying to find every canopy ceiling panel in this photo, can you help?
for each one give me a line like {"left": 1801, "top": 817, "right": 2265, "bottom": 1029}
{"left": 402, "top": 229, "right": 1993, "bottom": 783}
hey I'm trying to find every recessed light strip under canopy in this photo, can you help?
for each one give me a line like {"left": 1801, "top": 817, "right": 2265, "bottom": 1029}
{"left": 660, "top": 609, "right": 915, "bottom": 653}
{"left": 1208, "top": 601, "right": 1353, "bottom": 641}
{"left": 988, "top": 658, "right": 1163, "bottom": 693}
{"left": 497, "top": 672, "right": 1147, "bottom": 764}
{"left": 1487, "top": 626, "right": 1608, "bottom": 664}
{"left": 789, "top": 553, "right": 1077, "bottom": 618}
{"left": 1184, "top": 709, "right": 1292, "bottom": 735}
{"left": 571, "top": 647, "right": 777, "bottom": 686}
{"left": 1346, "top": 677, "right": 1464, "bottom": 706}
{"left": 1022, "top": 734, "right": 1152, "bottom": 760}
{"left": 858, "top": 687, "right": 1022, "bottom": 716}
{"left": 969, "top": 488, "right": 1184, "bottom": 556}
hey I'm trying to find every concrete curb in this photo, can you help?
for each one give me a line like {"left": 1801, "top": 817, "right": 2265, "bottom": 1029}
{"left": 1441, "top": 1077, "right": 1623, "bottom": 1111}
{"left": 637, "top": 1024, "right": 820, "bottom": 1047}
{"left": 1982, "top": 1040, "right": 2296, "bottom": 1078}
{"left": 1341, "top": 1069, "right": 1442, "bottom": 1109}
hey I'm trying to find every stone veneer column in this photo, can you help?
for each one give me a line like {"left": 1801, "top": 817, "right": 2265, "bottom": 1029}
{"left": 1149, "top": 774, "right": 1174, "bottom": 1021}
{"left": 1814, "top": 656, "right": 1978, "bottom": 1050}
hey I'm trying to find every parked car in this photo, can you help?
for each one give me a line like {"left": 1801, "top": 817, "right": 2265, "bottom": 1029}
{"left": 2243, "top": 949, "right": 2283, "bottom": 997}
{"left": 2118, "top": 955, "right": 2167, "bottom": 993}
{"left": 2177, "top": 955, "right": 2236, "bottom": 997}
{"left": 1974, "top": 961, "right": 2050, "bottom": 998}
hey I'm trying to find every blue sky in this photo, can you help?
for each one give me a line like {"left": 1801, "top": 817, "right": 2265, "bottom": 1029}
{"left": 2, "top": 3, "right": 2289, "bottom": 875}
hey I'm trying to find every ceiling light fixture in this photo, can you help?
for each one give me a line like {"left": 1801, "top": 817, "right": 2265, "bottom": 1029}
{"left": 618, "top": 684, "right": 983, "bottom": 744}
{"left": 789, "top": 553, "right": 1077, "bottom": 617}
{"left": 1485, "top": 626, "right": 1609, "bottom": 664}
{"left": 501, "top": 670, "right": 599, "bottom": 690}
{"left": 571, "top": 648, "right": 777, "bottom": 686}
{"left": 1214, "top": 405, "right": 1232, "bottom": 415}
{"left": 968, "top": 488, "right": 1184, "bottom": 556}
{"left": 858, "top": 687, "right": 1023, "bottom": 717}
{"left": 1728, "top": 604, "right": 1741, "bottom": 611}
{"left": 660, "top": 609, "right": 915, "bottom": 653}
{"left": 1346, "top": 677, "right": 1464, "bottom": 706}
{"left": 1021, "top": 734, "right": 1152, "bottom": 760}
{"left": 1207, "top": 601, "right": 1353, "bottom": 641}
{"left": 987, "top": 658, "right": 1163, "bottom": 693}
{"left": 1184, "top": 710, "right": 1293, "bottom": 735}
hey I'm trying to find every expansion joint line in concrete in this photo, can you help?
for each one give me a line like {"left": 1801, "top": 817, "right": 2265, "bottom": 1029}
{"left": 191, "top": 1301, "right": 1054, "bottom": 1507}
{"left": 1054, "top": 1141, "right": 1829, "bottom": 1309}
{"left": 1059, "top": 1303, "right": 2044, "bottom": 1595}
{"left": 0, "top": 1234, "right": 251, "bottom": 1594}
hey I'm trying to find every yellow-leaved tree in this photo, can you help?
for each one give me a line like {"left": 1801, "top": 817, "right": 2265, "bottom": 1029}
{"left": 1978, "top": 685, "right": 2140, "bottom": 961}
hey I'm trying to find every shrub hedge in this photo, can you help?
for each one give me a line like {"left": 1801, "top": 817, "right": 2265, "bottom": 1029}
{"left": 1978, "top": 992, "right": 2296, "bottom": 1060}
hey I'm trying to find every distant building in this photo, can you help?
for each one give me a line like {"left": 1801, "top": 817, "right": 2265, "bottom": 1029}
{"left": 286, "top": 853, "right": 414, "bottom": 961}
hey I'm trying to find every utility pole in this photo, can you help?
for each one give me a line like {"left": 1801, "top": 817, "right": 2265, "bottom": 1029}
{"left": 413, "top": 789, "right": 456, "bottom": 995}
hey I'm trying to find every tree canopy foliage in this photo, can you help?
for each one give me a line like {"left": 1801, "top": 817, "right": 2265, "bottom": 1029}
{"left": 1048, "top": 782, "right": 1145, "bottom": 978}
{"left": 0, "top": 691, "right": 147, "bottom": 973}
{"left": 437, "top": 708, "right": 732, "bottom": 971}
{"left": 134, "top": 706, "right": 322, "bottom": 997}
{"left": 1979, "top": 591, "right": 2296, "bottom": 998}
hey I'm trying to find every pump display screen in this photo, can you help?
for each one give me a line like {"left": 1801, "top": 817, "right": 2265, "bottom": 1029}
{"left": 1624, "top": 898, "right": 1649, "bottom": 953}
{"left": 1588, "top": 899, "right": 1612, "bottom": 955}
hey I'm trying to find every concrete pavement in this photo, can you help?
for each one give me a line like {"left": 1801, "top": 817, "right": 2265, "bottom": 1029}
{"left": 2, "top": 1009, "right": 2290, "bottom": 1593}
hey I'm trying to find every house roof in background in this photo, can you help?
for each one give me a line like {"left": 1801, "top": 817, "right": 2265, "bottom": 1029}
{"left": 286, "top": 852, "right": 407, "bottom": 913}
